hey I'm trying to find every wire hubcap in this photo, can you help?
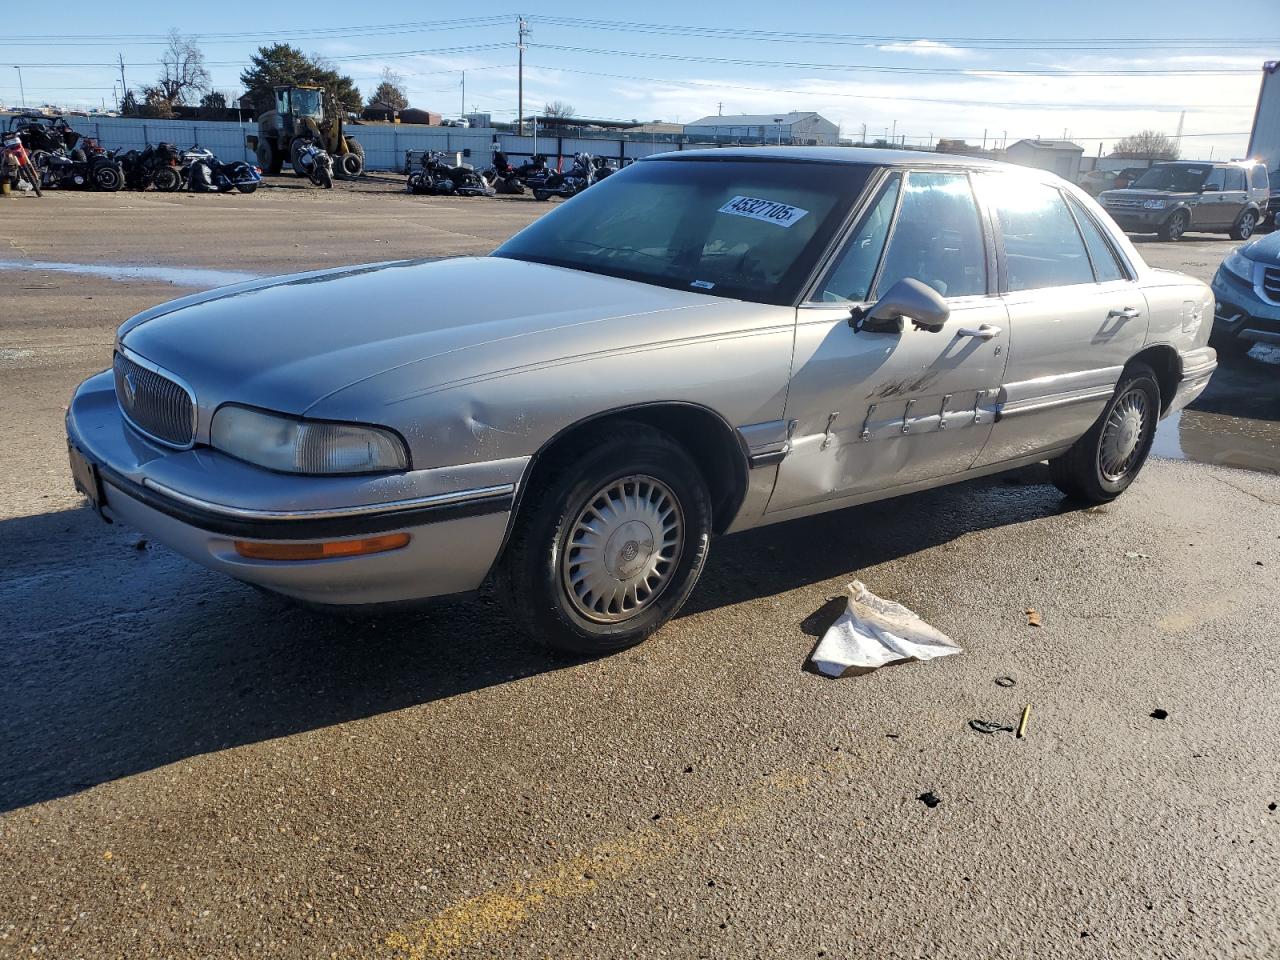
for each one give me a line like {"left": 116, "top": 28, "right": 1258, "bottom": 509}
{"left": 562, "top": 475, "right": 684, "bottom": 624}
{"left": 1099, "top": 388, "right": 1149, "bottom": 481}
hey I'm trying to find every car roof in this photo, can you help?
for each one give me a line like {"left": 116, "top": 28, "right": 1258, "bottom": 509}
{"left": 646, "top": 145, "right": 1014, "bottom": 171}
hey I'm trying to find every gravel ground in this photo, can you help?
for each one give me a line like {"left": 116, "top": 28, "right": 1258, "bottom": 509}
{"left": 1, "top": 184, "right": 1277, "bottom": 960}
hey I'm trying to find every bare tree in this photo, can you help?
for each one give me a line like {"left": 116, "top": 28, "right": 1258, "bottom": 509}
{"left": 1111, "top": 130, "right": 1179, "bottom": 160}
{"left": 368, "top": 68, "right": 409, "bottom": 111}
{"left": 543, "top": 100, "right": 575, "bottom": 120}
{"left": 152, "top": 30, "right": 211, "bottom": 107}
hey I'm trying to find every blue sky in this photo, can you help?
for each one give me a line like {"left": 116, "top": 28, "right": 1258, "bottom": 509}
{"left": 2, "top": 1, "right": 1276, "bottom": 159}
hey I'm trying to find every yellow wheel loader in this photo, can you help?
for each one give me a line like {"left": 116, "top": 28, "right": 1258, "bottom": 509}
{"left": 245, "top": 85, "right": 365, "bottom": 180}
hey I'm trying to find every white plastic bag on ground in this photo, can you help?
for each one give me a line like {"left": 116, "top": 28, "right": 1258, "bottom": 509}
{"left": 810, "top": 580, "right": 962, "bottom": 677}
{"left": 1247, "top": 342, "right": 1280, "bottom": 365}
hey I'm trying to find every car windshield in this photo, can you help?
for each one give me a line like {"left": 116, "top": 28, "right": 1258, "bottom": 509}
{"left": 493, "top": 158, "right": 873, "bottom": 305}
{"left": 1132, "top": 164, "right": 1211, "bottom": 192}
{"left": 292, "top": 89, "right": 323, "bottom": 117}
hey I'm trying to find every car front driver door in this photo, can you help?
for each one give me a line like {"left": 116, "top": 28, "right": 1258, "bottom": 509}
{"left": 768, "top": 169, "right": 1009, "bottom": 516}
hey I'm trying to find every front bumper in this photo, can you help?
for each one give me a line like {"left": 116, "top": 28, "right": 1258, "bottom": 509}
{"left": 1168, "top": 346, "right": 1217, "bottom": 415}
{"left": 66, "top": 371, "right": 527, "bottom": 606}
{"left": 1102, "top": 207, "right": 1176, "bottom": 232}
{"left": 1211, "top": 267, "right": 1280, "bottom": 345}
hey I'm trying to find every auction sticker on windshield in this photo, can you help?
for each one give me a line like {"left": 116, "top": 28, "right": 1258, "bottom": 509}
{"left": 717, "top": 196, "right": 810, "bottom": 228}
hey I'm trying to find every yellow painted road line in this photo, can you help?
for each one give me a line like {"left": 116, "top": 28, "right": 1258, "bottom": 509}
{"left": 383, "top": 769, "right": 815, "bottom": 959}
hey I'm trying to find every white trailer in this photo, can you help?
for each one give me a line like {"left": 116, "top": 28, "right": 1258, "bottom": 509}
{"left": 1247, "top": 60, "right": 1280, "bottom": 227}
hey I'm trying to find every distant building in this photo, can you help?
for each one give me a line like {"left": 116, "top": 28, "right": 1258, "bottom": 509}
{"left": 1005, "top": 139, "right": 1085, "bottom": 180}
{"left": 631, "top": 122, "right": 684, "bottom": 135}
{"left": 399, "top": 108, "right": 442, "bottom": 126}
{"left": 684, "top": 112, "right": 839, "bottom": 146}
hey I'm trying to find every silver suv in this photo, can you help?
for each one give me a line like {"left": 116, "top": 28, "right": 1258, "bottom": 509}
{"left": 1099, "top": 160, "right": 1270, "bottom": 241}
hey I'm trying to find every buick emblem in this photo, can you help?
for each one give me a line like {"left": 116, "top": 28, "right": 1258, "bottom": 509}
{"left": 122, "top": 371, "right": 138, "bottom": 406}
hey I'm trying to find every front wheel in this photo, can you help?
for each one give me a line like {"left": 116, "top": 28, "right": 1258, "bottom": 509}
{"left": 1230, "top": 210, "right": 1258, "bottom": 241}
{"left": 92, "top": 163, "right": 122, "bottom": 191}
{"left": 1159, "top": 210, "right": 1189, "bottom": 241}
{"left": 532, "top": 188, "right": 552, "bottom": 201}
{"left": 152, "top": 166, "right": 182, "bottom": 192}
{"left": 236, "top": 183, "right": 258, "bottom": 194}
{"left": 497, "top": 422, "right": 713, "bottom": 656}
{"left": 1049, "top": 363, "right": 1160, "bottom": 504}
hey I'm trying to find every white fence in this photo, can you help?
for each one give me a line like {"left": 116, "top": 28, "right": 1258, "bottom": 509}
{"left": 23, "top": 115, "right": 723, "bottom": 173}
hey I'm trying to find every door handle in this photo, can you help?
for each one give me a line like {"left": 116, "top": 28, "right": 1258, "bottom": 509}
{"left": 956, "top": 324, "right": 1002, "bottom": 340}
{"left": 1108, "top": 307, "right": 1141, "bottom": 320}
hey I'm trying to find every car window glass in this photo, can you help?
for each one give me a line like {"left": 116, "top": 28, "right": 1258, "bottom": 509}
{"left": 1250, "top": 165, "right": 1269, "bottom": 190}
{"left": 1204, "top": 168, "right": 1225, "bottom": 190}
{"left": 875, "top": 171, "right": 986, "bottom": 299}
{"left": 1065, "top": 194, "right": 1126, "bottom": 282}
{"left": 993, "top": 178, "right": 1095, "bottom": 291}
{"left": 1224, "top": 168, "right": 1245, "bottom": 191}
{"left": 815, "top": 175, "right": 902, "bottom": 303}
{"left": 493, "top": 159, "right": 873, "bottom": 306}
{"left": 1133, "top": 164, "right": 1208, "bottom": 191}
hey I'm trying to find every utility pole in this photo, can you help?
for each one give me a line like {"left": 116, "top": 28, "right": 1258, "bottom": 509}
{"left": 117, "top": 54, "right": 127, "bottom": 105}
{"left": 517, "top": 16, "right": 529, "bottom": 136}
{"left": 12, "top": 66, "right": 25, "bottom": 108}
{"left": 460, "top": 71, "right": 465, "bottom": 119}
{"left": 891, "top": 119, "right": 896, "bottom": 143}
{"left": 717, "top": 102, "right": 723, "bottom": 116}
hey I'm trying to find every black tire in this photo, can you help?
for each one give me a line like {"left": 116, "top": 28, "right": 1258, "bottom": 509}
{"left": 533, "top": 188, "right": 552, "bottom": 202}
{"left": 152, "top": 166, "right": 182, "bottom": 192}
{"left": 21, "top": 163, "right": 41, "bottom": 197}
{"left": 317, "top": 165, "right": 333, "bottom": 189}
{"left": 256, "top": 140, "right": 282, "bottom": 176}
{"left": 1159, "top": 210, "right": 1189, "bottom": 241}
{"left": 497, "top": 422, "right": 713, "bottom": 656}
{"left": 237, "top": 183, "right": 258, "bottom": 194}
{"left": 1230, "top": 209, "right": 1258, "bottom": 241}
{"left": 1049, "top": 363, "right": 1161, "bottom": 504}
{"left": 289, "top": 139, "right": 309, "bottom": 178}
{"left": 92, "top": 162, "right": 122, "bottom": 191}
{"left": 337, "top": 139, "right": 364, "bottom": 179}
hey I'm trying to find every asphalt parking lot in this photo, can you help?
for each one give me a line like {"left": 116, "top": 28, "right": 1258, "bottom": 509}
{"left": 1, "top": 182, "right": 1278, "bottom": 959}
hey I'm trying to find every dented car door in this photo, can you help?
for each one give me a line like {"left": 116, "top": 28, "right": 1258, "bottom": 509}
{"left": 768, "top": 169, "right": 1008, "bottom": 514}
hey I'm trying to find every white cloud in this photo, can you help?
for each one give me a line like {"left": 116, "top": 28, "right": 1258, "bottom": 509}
{"left": 876, "top": 40, "right": 971, "bottom": 59}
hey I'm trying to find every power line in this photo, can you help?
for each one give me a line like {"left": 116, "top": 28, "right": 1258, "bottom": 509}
{"left": 540, "top": 65, "right": 1247, "bottom": 113}
{"left": 531, "top": 43, "right": 1260, "bottom": 76}
{"left": 528, "top": 16, "right": 1280, "bottom": 52}
{"left": 0, "top": 17, "right": 512, "bottom": 45}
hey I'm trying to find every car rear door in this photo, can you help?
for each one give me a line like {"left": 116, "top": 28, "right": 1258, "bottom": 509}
{"left": 768, "top": 168, "right": 1008, "bottom": 514}
{"left": 971, "top": 177, "right": 1149, "bottom": 468}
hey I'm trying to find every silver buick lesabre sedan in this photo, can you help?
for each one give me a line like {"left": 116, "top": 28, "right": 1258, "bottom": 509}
{"left": 67, "top": 147, "right": 1216, "bottom": 654}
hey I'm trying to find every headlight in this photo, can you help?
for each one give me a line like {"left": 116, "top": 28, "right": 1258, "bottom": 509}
{"left": 210, "top": 405, "right": 409, "bottom": 475}
{"left": 1220, "top": 249, "right": 1254, "bottom": 282}
{"left": 1142, "top": 199, "right": 1166, "bottom": 210}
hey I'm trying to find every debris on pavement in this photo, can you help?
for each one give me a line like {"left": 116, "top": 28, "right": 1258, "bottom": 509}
{"left": 1125, "top": 551, "right": 1151, "bottom": 559}
{"left": 1150, "top": 708, "right": 1170, "bottom": 720}
{"left": 1247, "top": 342, "right": 1280, "bottom": 365}
{"left": 994, "top": 676, "right": 1017, "bottom": 688}
{"left": 133, "top": 538, "right": 148, "bottom": 551}
{"left": 1025, "top": 608, "right": 1043, "bottom": 627}
{"left": 1016, "top": 704, "right": 1032, "bottom": 739}
{"left": 809, "top": 581, "right": 961, "bottom": 677}
{"left": 969, "top": 719, "right": 1015, "bottom": 735}
{"left": 918, "top": 791, "right": 941, "bottom": 808}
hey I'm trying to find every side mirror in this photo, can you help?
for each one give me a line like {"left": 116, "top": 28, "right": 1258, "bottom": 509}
{"left": 856, "top": 277, "right": 950, "bottom": 333}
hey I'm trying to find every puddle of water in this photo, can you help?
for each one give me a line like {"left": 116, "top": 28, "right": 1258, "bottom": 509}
{"left": 0, "top": 259, "right": 260, "bottom": 288}
{"left": 1153, "top": 407, "right": 1280, "bottom": 475}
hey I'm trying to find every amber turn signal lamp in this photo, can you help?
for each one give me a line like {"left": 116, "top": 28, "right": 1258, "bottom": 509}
{"left": 234, "top": 532, "right": 410, "bottom": 561}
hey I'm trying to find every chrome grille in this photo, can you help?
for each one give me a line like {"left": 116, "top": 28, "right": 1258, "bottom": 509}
{"left": 1263, "top": 266, "right": 1280, "bottom": 303}
{"left": 1105, "top": 198, "right": 1143, "bottom": 209}
{"left": 113, "top": 351, "right": 196, "bottom": 447}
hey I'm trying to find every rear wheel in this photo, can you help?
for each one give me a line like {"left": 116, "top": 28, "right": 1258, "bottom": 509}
{"left": 1049, "top": 363, "right": 1160, "bottom": 504}
{"left": 255, "top": 140, "right": 282, "bottom": 175}
{"left": 1230, "top": 210, "right": 1258, "bottom": 241}
{"left": 92, "top": 162, "right": 122, "bottom": 191}
{"left": 236, "top": 183, "right": 258, "bottom": 194}
{"left": 151, "top": 166, "right": 182, "bottom": 192}
{"left": 497, "top": 422, "right": 712, "bottom": 655}
{"left": 533, "top": 188, "right": 552, "bottom": 201}
{"left": 1159, "top": 210, "right": 1189, "bottom": 241}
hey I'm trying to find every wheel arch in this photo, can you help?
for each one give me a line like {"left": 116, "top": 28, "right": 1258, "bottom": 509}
{"left": 514, "top": 402, "right": 751, "bottom": 538}
{"left": 1126, "top": 344, "right": 1180, "bottom": 415}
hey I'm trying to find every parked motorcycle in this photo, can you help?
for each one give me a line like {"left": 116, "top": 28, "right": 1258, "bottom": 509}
{"left": 532, "top": 152, "right": 601, "bottom": 202}
{"left": 514, "top": 153, "right": 553, "bottom": 191}
{"left": 29, "top": 148, "right": 123, "bottom": 192}
{"left": 479, "top": 150, "right": 526, "bottom": 195}
{"left": 118, "top": 143, "right": 183, "bottom": 192}
{"left": 2, "top": 132, "right": 41, "bottom": 196}
{"left": 181, "top": 147, "right": 262, "bottom": 194}
{"left": 407, "top": 151, "right": 493, "bottom": 197}
{"left": 290, "top": 139, "right": 334, "bottom": 189}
